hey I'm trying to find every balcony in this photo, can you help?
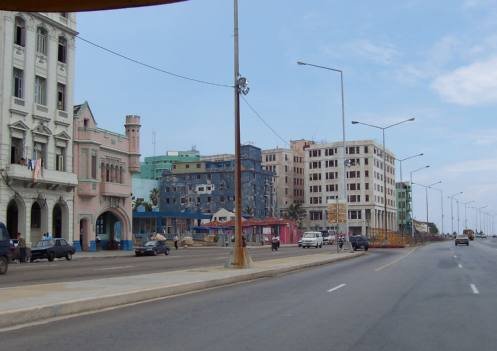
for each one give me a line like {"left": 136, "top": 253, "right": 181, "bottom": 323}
{"left": 78, "top": 181, "right": 98, "bottom": 197}
{"left": 5, "top": 164, "right": 78, "bottom": 190}
{"left": 100, "top": 182, "right": 131, "bottom": 198}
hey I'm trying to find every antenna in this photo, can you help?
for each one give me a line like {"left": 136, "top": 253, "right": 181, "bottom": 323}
{"left": 152, "top": 131, "right": 157, "bottom": 157}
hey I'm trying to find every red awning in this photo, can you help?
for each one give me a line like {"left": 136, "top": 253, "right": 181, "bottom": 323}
{"left": 0, "top": 0, "right": 187, "bottom": 12}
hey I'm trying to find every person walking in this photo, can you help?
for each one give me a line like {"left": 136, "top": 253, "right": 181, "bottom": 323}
{"left": 17, "top": 233, "right": 26, "bottom": 263}
{"left": 271, "top": 233, "right": 280, "bottom": 252}
{"left": 173, "top": 234, "right": 179, "bottom": 250}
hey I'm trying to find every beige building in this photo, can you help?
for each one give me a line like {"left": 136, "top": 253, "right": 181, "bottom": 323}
{"left": 303, "top": 140, "right": 397, "bottom": 235}
{"left": 0, "top": 12, "right": 78, "bottom": 244}
{"left": 262, "top": 140, "right": 313, "bottom": 217}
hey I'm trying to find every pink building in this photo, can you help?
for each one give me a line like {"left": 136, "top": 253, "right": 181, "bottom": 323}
{"left": 73, "top": 102, "right": 141, "bottom": 251}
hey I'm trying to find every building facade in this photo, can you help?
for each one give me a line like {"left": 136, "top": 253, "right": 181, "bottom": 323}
{"left": 396, "top": 181, "right": 411, "bottom": 235}
{"left": 262, "top": 140, "right": 313, "bottom": 216}
{"left": 160, "top": 145, "right": 275, "bottom": 218}
{"left": 73, "top": 102, "right": 140, "bottom": 251}
{"left": 302, "top": 140, "right": 397, "bottom": 235}
{"left": 0, "top": 12, "right": 78, "bottom": 245}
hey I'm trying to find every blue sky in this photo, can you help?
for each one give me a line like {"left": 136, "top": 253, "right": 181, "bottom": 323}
{"left": 75, "top": 0, "right": 497, "bottom": 232}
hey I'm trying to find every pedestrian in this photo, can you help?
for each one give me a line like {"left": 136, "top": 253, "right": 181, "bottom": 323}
{"left": 242, "top": 235, "right": 247, "bottom": 248}
{"left": 271, "top": 233, "right": 280, "bottom": 252}
{"left": 173, "top": 234, "right": 179, "bottom": 250}
{"left": 17, "top": 233, "right": 26, "bottom": 263}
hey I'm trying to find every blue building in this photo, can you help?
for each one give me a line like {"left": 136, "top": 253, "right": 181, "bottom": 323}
{"left": 159, "top": 145, "right": 275, "bottom": 218}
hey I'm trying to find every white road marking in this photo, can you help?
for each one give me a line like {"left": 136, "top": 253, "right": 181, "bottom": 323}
{"left": 458, "top": 263, "right": 463, "bottom": 268}
{"left": 327, "top": 283, "right": 346, "bottom": 293}
{"left": 470, "top": 284, "right": 479, "bottom": 294}
{"left": 94, "top": 265, "right": 135, "bottom": 271}
{"left": 375, "top": 247, "right": 418, "bottom": 272}
{"left": 453, "top": 255, "right": 457, "bottom": 259}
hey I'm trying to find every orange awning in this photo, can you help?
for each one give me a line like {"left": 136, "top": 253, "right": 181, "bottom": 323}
{"left": 0, "top": 0, "right": 187, "bottom": 12}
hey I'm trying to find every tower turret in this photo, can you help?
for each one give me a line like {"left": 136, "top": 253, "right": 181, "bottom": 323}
{"left": 125, "top": 115, "right": 141, "bottom": 173}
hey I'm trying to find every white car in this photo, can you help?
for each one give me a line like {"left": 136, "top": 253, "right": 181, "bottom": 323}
{"left": 301, "top": 231, "right": 323, "bottom": 248}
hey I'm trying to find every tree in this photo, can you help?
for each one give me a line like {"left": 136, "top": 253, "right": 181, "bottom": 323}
{"left": 149, "top": 188, "right": 160, "bottom": 207}
{"left": 133, "top": 198, "right": 152, "bottom": 212}
{"left": 286, "top": 203, "right": 306, "bottom": 228}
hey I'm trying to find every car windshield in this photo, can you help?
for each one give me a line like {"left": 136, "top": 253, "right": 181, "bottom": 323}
{"left": 303, "top": 233, "right": 316, "bottom": 238}
{"left": 145, "top": 241, "right": 158, "bottom": 246}
{"left": 34, "top": 240, "right": 53, "bottom": 248}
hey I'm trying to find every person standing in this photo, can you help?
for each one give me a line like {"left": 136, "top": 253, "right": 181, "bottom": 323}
{"left": 173, "top": 234, "right": 179, "bottom": 250}
{"left": 17, "top": 233, "right": 26, "bottom": 263}
{"left": 271, "top": 233, "right": 280, "bottom": 252}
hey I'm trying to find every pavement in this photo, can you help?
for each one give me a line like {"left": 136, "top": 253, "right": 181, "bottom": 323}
{"left": 2, "top": 238, "right": 497, "bottom": 351}
{"left": 0, "top": 250, "right": 364, "bottom": 329}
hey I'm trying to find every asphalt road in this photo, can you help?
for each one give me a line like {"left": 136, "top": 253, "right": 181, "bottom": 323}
{"left": 3, "top": 239, "right": 497, "bottom": 351}
{"left": 1, "top": 245, "right": 334, "bottom": 287}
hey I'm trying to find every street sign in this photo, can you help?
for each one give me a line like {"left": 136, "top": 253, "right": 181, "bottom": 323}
{"left": 327, "top": 200, "right": 348, "bottom": 224}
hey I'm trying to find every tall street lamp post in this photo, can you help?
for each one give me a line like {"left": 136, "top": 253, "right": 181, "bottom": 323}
{"left": 478, "top": 206, "right": 488, "bottom": 233}
{"left": 412, "top": 181, "right": 441, "bottom": 235}
{"left": 463, "top": 201, "right": 474, "bottom": 230}
{"left": 352, "top": 118, "right": 415, "bottom": 240}
{"left": 297, "top": 61, "right": 349, "bottom": 241}
{"left": 448, "top": 192, "right": 463, "bottom": 235}
{"left": 431, "top": 187, "right": 444, "bottom": 235}
{"left": 397, "top": 153, "right": 424, "bottom": 183}
{"left": 409, "top": 165, "right": 430, "bottom": 239}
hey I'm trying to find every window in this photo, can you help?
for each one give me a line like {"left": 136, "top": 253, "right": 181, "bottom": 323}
{"left": 35, "top": 76, "right": 47, "bottom": 105}
{"left": 13, "top": 68, "right": 24, "bottom": 98}
{"left": 91, "top": 154, "right": 97, "bottom": 179}
{"left": 96, "top": 217, "right": 105, "bottom": 235}
{"left": 55, "top": 147, "right": 65, "bottom": 171}
{"left": 33, "top": 142, "right": 47, "bottom": 168}
{"left": 57, "top": 83, "right": 66, "bottom": 110}
{"left": 36, "top": 27, "right": 48, "bottom": 55}
{"left": 14, "top": 17, "right": 25, "bottom": 46}
{"left": 10, "top": 137, "right": 23, "bottom": 164}
{"left": 310, "top": 211, "right": 322, "bottom": 221}
{"left": 31, "top": 202, "right": 41, "bottom": 229}
{"left": 58, "top": 36, "right": 67, "bottom": 63}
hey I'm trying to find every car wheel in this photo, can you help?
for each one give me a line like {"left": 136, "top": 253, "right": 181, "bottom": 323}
{"left": 164, "top": 249, "right": 169, "bottom": 256}
{"left": 353, "top": 245, "right": 357, "bottom": 251}
{"left": 153, "top": 250, "right": 157, "bottom": 256}
{"left": 48, "top": 252, "right": 55, "bottom": 262}
{"left": 0, "top": 256, "right": 8, "bottom": 275}
{"left": 364, "top": 246, "right": 369, "bottom": 251}
{"left": 66, "top": 252, "right": 72, "bottom": 261}
{"left": 30, "top": 257, "right": 35, "bottom": 263}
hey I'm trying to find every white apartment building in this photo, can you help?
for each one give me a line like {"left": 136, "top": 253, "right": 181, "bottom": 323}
{"left": 0, "top": 12, "right": 78, "bottom": 244}
{"left": 262, "top": 140, "right": 313, "bottom": 217}
{"left": 303, "top": 140, "right": 397, "bottom": 235}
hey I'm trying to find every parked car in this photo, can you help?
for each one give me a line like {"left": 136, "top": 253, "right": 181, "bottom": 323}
{"left": 30, "top": 238, "right": 75, "bottom": 262}
{"left": 301, "top": 231, "right": 323, "bottom": 248}
{"left": 297, "top": 238, "right": 302, "bottom": 247}
{"left": 350, "top": 235, "right": 369, "bottom": 251}
{"left": 455, "top": 235, "right": 469, "bottom": 246}
{"left": 135, "top": 240, "right": 170, "bottom": 256}
{"left": 0, "top": 222, "right": 10, "bottom": 274}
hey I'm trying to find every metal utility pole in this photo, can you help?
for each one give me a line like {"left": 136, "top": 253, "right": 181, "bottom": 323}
{"left": 296, "top": 61, "right": 349, "bottom": 242}
{"left": 448, "top": 192, "right": 463, "bottom": 235}
{"left": 413, "top": 181, "right": 441, "bottom": 236}
{"left": 397, "top": 153, "right": 424, "bottom": 183}
{"left": 409, "top": 165, "right": 430, "bottom": 239}
{"left": 227, "top": 0, "right": 251, "bottom": 268}
{"left": 463, "top": 201, "right": 474, "bottom": 230}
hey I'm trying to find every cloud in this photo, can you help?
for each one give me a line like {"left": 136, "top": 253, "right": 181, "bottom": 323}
{"left": 444, "top": 158, "right": 497, "bottom": 174}
{"left": 431, "top": 56, "right": 497, "bottom": 105}
{"left": 347, "top": 39, "right": 400, "bottom": 65}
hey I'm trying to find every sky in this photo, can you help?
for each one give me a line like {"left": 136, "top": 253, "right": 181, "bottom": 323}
{"left": 75, "top": 0, "right": 497, "bottom": 232}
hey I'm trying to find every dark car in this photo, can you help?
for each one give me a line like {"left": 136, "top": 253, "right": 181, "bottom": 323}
{"left": 455, "top": 235, "right": 469, "bottom": 246}
{"left": 0, "top": 222, "right": 10, "bottom": 274}
{"left": 350, "top": 235, "right": 369, "bottom": 251}
{"left": 135, "top": 241, "right": 170, "bottom": 256}
{"left": 30, "top": 238, "right": 75, "bottom": 262}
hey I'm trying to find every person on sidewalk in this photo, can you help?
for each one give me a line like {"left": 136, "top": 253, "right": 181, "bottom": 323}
{"left": 173, "top": 234, "right": 179, "bottom": 250}
{"left": 17, "top": 233, "right": 26, "bottom": 263}
{"left": 271, "top": 233, "right": 280, "bottom": 252}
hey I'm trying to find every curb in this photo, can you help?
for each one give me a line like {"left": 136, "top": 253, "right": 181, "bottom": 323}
{"left": 0, "top": 252, "right": 365, "bottom": 329}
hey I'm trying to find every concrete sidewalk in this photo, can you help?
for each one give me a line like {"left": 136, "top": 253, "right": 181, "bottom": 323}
{"left": 0, "top": 251, "right": 365, "bottom": 329}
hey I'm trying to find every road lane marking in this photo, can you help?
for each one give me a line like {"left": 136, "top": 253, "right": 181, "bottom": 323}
{"left": 458, "top": 263, "right": 463, "bottom": 268}
{"left": 327, "top": 283, "right": 346, "bottom": 293}
{"left": 94, "top": 265, "right": 135, "bottom": 271}
{"left": 375, "top": 247, "right": 418, "bottom": 272}
{"left": 470, "top": 284, "right": 479, "bottom": 294}
{"left": 453, "top": 255, "right": 457, "bottom": 258}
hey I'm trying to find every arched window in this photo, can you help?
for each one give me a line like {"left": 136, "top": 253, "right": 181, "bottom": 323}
{"left": 58, "top": 36, "right": 67, "bottom": 63}
{"left": 14, "top": 17, "right": 25, "bottom": 46}
{"left": 36, "top": 27, "right": 48, "bottom": 55}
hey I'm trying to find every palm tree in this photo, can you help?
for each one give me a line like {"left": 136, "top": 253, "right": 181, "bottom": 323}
{"left": 286, "top": 203, "right": 306, "bottom": 228}
{"left": 149, "top": 188, "right": 160, "bottom": 207}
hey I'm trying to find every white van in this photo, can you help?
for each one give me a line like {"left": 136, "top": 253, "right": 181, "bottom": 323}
{"left": 301, "top": 231, "right": 323, "bottom": 248}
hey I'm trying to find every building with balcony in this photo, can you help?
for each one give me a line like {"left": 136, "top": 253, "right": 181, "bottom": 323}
{"left": 159, "top": 145, "right": 275, "bottom": 218}
{"left": 73, "top": 102, "right": 141, "bottom": 251}
{"left": 302, "top": 140, "right": 397, "bottom": 236}
{"left": 0, "top": 12, "right": 78, "bottom": 245}
{"left": 396, "top": 181, "right": 412, "bottom": 235}
{"left": 262, "top": 140, "right": 313, "bottom": 217}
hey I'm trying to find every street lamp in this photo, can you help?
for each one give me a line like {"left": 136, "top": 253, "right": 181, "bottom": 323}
{"left": 448, "top": 192, "right": 463, "bottom": 235}
{"left": 431, "top": 187, "right": 445, "bottom": 235}
{"left": 462, "top": 201, "right": 474, "bottom": 230}
{"left": 352, "top": 118, "right": 415, "bottom": 240}
{"left": 297, "top": 60, "right": 349, "bottom": 242}
{"left": 409, "top": 165, "right": 430, "bottom": 239}
{"left": 478, "top": 205, "right": 488, "bottom": 234}
{"left": 397, "top": 153, "right": 424, "bottom": 182}
{"left": 412, "top": 180, "right": 441, "bottom": 236}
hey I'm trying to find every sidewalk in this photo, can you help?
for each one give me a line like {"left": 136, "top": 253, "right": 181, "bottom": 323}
{"left": 0, "top": 251, "right": 364, "bottom": 329}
